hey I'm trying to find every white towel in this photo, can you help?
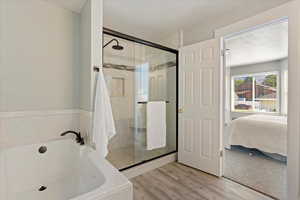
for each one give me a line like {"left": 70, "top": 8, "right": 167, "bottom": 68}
{"left": 146, "top": 101, "right": 166, "bottom": 150}
{"left": 92, "top": 68, "right": 116, "bottom": 157}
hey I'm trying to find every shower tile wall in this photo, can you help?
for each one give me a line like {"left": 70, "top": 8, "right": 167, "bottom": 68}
{"left": 104, "top": 35, "right": 136, "bottom": 153}
{"left": 106, "top": 68, "right": 135, "bottom": 151}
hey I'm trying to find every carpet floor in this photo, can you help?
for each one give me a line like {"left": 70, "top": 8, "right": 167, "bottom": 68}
{"left": 224, "top": 147, "right": 287, "bottom": 200}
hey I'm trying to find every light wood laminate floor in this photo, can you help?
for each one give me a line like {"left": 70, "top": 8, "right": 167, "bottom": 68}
{"left": 131, "top": 162, "right": 273, "bottom": 200}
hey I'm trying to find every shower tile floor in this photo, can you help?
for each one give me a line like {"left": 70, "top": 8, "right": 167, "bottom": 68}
{"left": 107, "top": 145, "right": 174, "bottom": 169}
{"left": 107, "top": 128, "right": 176, "bottom": 169}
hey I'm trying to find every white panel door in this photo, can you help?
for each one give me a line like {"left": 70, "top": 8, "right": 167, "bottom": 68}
{"left": 178, "top": 39, "right": 222, "bottom": 176}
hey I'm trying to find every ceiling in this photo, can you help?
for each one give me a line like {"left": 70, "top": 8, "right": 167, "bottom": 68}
{"left": 103, "top": 0, "right": 291, "bottom": 43}
{"left": 44, "top": 0, "right": 291, "bottom": 44}
{"left": 225, "top": 20, "right": 288, "bottom": 67}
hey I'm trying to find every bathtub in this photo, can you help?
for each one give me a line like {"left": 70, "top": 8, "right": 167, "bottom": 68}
{"left": 0, "top": 139, "right": 132, "bottom": 200}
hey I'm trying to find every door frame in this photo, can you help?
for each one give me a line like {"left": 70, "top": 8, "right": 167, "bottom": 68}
{"left": 215, "top": 2, "right": 300, "bottom": 200}
{"left": 220, "top": 18, "right": 288, "bottom": 199}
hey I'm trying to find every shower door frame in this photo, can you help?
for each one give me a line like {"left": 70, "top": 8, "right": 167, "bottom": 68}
{"left": 103, "top": 28, "right": 179, "bottom": 171}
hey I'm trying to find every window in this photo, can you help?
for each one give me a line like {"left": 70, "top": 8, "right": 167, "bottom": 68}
{"left": 136, "top": 63, "right": 149, "bottom": 102}
{"left": 232, "top": 72, "right": 279, "bottom": 113}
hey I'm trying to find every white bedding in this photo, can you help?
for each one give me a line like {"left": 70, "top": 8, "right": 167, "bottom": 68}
{"left": 228, "top": 114, "right": 287, "bottom": 156}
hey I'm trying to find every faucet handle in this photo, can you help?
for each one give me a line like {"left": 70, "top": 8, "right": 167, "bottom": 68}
{"left": 78, "top": 132, "right": 85, "bottom": 145}
{"left": 75, "top": 132, "right": 81, "bottom": 143}
{"left": 76, "top": 132, "right": 85, "bottom": 145}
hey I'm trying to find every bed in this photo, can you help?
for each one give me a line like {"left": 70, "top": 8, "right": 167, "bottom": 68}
{"left": 228, "top": 114, "right": 287, "bottom": 156}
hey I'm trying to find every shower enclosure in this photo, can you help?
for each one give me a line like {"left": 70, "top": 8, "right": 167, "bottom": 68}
{"left": 103, "top": 29, "right": 178, "bottom": 170}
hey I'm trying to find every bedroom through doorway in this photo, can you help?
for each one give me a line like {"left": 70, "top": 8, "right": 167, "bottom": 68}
{"left": 223, "top": 19, "right": 288, "bottom": 200}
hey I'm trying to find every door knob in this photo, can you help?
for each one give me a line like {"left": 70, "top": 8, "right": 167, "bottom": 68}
{"left": 178, "top": 108, "right": 184, "bottom": 113}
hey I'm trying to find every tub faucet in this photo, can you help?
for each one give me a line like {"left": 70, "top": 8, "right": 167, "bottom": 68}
{"left": 60, "top": 130, "right": 84, "bottom": 145}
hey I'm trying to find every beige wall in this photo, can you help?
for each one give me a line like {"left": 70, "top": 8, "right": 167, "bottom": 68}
{"left": 79, "top": 0, "right": 92, "bottom": 111}
{"left": 0, "top": 0, "right": 82, "bottom": 148}
{"left": 0, "top": 0, "right": 103, "bottom": 148}
{"left": 0, "top": 0, "right": 80, "bottom": 112}
{"left": 78, "top": 0, "right": 103, "bottom": 144}
{"left": 156, "top": 31, "right": 182, "bottom": 49}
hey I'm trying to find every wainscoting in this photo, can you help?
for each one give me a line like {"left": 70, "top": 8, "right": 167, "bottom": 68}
{"left": 0, "top": 110, "right": 82, "bottom": 148}
{"left": 0, "top": 148, "right": 5, "bottom": 200}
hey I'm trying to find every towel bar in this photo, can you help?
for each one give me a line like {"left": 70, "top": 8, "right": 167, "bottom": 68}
{"left": 137, "top": 101, "right": 169, "bottom": 104}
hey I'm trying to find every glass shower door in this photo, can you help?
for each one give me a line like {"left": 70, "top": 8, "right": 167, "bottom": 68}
{"left": 103, "top": 32, "right": 177, "bottom": 170}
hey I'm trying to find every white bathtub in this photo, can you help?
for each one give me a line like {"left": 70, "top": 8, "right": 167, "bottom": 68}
{"left": 0, "top": 139, "right": 132, "bottom": 200}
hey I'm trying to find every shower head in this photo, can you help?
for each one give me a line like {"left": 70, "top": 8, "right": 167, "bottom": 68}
{"left": 103, "top": 38, "right": 124, "bottom": 51}
{"left": 112, "top": 44, "right": 124, "bottom": 50}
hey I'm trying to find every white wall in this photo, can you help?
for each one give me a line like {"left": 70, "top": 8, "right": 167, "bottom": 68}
{"left": 230, "top": 59, "right": 283, "bottom": 76}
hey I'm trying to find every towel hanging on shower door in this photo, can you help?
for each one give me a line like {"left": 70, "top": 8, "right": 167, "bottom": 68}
{"left": 92, "top": 67, "right": 116, "bottom": 157}
{"left": 146, "top": 101, "right": 167, "bottom": 150}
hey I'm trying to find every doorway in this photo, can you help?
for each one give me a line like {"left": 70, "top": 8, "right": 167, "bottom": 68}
{"left": 222, "top": 19, "right": 288, "bottom": 200}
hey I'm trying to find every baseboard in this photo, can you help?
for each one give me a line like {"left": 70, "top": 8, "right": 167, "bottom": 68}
{"left": 122, "top": 153, "right": 177, "bottom": 179}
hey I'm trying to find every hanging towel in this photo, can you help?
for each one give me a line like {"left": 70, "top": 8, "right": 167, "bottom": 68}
{"left": 146, "top": 101, "right": 166, "bottom": 150}
{"left": 92, "top": 68, "right": 116, "bottom": 157}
